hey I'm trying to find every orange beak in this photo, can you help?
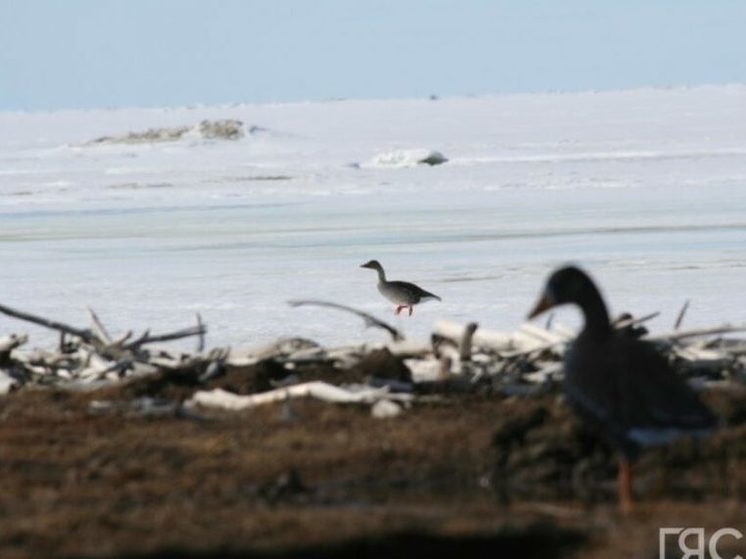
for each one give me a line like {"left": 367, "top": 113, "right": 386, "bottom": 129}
{"left": 527, "top": 292, "right": 555, "bottom": 319}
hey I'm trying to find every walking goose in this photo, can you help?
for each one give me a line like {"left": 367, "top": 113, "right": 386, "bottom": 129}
{"left": 360, "top": 260, "right": 441, "bottom": 316}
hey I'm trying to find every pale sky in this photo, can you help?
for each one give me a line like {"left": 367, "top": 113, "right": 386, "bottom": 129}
{"left": 1, "top": 0, "right": 745, "bottom": 111}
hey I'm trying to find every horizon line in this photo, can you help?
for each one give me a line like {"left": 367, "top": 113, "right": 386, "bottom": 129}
{"left": 3, "top": 81, "right": 745, "bottom": 116}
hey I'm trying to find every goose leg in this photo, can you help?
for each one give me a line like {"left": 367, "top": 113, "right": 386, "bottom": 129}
{"left": 408, "top": 306, "right": 413, "bottom": 316}
{"left": 618, "top": 458, "right": 633, "bottom": 513}
{"left": 395, "top": 305, "right": 405, "bottom": 315}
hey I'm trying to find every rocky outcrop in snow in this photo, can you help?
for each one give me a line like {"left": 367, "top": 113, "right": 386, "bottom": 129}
{"left": 86, "top": 119, "right": 245, "bottom": 145}
{"left": 369, "top": 149, "right": 448, "bottom": 167}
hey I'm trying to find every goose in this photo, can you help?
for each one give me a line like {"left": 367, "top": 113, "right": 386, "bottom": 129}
{"left": 360, "top": 260, "right": 441, "bottom": 316}
{"left": 527, "top": 265, "right": 717, "bottom": 511}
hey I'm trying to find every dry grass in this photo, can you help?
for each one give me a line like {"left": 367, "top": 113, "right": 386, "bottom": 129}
{"left": 0, "top": 377, "right": 743, "bottom": 558}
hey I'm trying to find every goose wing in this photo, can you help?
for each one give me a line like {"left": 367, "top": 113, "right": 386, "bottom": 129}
{"left": 564, "top": 334, "right": 716, "bottom": 456}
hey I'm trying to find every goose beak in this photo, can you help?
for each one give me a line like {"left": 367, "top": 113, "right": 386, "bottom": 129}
{"left": 527, "top": 292, "right": 554, "bottom": 319}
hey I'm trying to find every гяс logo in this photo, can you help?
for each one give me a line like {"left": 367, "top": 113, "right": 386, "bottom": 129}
{"left": 660, "top": 528, "right": 743, "bottom": 559}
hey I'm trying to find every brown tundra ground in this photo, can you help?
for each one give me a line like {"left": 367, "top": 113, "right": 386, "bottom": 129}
{"left": 0, "top": 361, "right": 745, "bottom": 559}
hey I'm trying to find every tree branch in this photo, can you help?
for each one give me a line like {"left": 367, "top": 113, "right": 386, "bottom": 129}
{"left": 288, "top": 300, "right": 404, "bottom": 341}
{"left": 0, "top": 302, "right": 93, "bottom": 341}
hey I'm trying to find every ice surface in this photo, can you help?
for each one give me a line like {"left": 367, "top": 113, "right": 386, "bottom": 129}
{"left": 0, "top": 86, "right": 744, "bottom": 348}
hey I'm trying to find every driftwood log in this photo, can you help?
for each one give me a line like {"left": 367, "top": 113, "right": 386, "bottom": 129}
{"left": 288, "top": 300, "right": 404, "bottom": 341}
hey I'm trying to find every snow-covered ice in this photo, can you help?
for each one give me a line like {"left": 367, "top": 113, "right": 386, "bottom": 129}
{"left": 0, "top": 85, "right": 744, "bottom": 347}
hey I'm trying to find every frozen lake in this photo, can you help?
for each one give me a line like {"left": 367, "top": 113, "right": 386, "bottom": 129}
{"left": 1, "top": 86, "right": 745, "bottom": 347}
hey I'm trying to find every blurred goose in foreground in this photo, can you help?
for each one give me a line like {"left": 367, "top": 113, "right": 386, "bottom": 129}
{"left": 360, "top": 260, "right": 441, "bottom": 316}
{"left": 527, "top": 265, "right": 717, "bottom": 512}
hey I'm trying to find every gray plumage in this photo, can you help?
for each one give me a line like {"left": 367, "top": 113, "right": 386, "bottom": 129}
{"left": 360, "top": 260, "right": 441, "bottom": 315}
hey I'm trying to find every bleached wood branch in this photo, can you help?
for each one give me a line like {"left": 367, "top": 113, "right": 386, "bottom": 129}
{"left": 288, "top": 299, "right": 404, "bottom": 341}
{"left": 0, "top": 334, "right": 28, "bottom": 355}
{"left": 122, "top": 324, "right": 207, "bottom": 350}
{"left": 88, "top": 307, "right": 113, "bottom": 344}
{"left": 108, "top": 330, "right": 133, "bottom": 349}
{"left": 675, "top": 300, "right": 690, "bottom": 330}
{"left": 0, "top": 301, "right": 93, "bottom": 341}
{"left": 612, "top": 311, "right": 660, "bottom": 330}
{"left": 196, "top": 313, "right": 205, "bottom": 353}
{"left": 647, "top": 324, "right": 746, "bottom": 343}
{"left": 433, "top": 320, "right": 514, "bottom": 351}
{"left": 459, "top": 322, "right": 478, "bottom": 362}
{"left": 189, "top": 381, "right": 412, "bottom": 411}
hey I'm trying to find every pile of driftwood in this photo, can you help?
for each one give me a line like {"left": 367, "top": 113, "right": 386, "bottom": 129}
{"left": 0, "top": 299, "right": 745, "bottom": 415}
{"left": 0, "top": 302, "right": 214, "bottom": 391}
